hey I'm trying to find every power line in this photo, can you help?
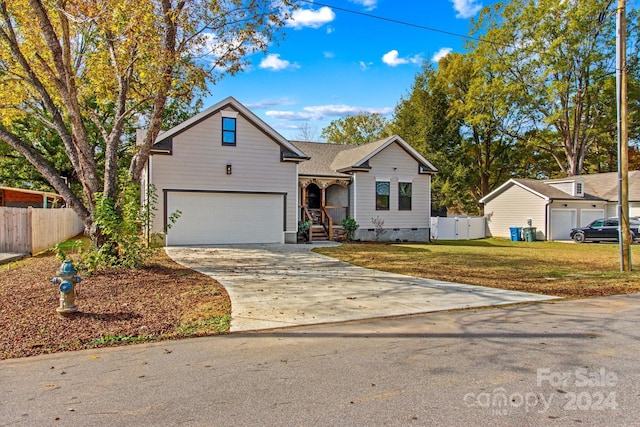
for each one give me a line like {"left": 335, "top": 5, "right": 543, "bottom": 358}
{"left": 298, "top": 0, "right": 506, "bottom": 47}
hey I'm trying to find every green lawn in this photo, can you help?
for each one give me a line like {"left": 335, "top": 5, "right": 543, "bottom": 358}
{"left": 314, "top": 239, "right": 640, "bottom": 298}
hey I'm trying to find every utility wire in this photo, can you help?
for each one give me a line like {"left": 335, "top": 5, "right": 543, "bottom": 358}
{"left": 298, "top": 0, "right": 508, "bottom": 48}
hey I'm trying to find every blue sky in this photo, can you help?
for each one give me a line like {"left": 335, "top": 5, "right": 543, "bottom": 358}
{"left": 205, "top": 0, "right": 498, "bottom": 140}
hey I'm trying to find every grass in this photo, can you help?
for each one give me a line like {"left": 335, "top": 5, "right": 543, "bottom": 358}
{"left": 314, "top": 239, "right": 640, "bottom": 298}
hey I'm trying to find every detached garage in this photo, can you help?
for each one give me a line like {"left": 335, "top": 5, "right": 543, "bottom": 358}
{"left": 166, "top": 191, "right": 285, "bottom": 245}
{"left": 481, "top": 172, "right": 640, "bottom": 241}
{"left": 143, "top": 97, "right": 308, "bottom": 246}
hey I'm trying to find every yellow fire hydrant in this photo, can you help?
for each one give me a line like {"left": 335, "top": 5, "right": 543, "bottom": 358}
{"left": 50, "top": 260, "right": 82, "bottom": 315}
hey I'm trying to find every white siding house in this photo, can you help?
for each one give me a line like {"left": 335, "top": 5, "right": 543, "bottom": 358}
{"left": 292, "top": 136, "right": 437, "bottom": 242}
{"left": 145, "top": 98, "right": 438, "bottom": 245}
{"left": 145, "top": 97, "right": 307, "bottom": 245}
{"left": 481, "top": 172, "right": 640, "bottom": 241}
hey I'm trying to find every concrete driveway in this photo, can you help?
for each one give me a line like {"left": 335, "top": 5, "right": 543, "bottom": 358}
{"left": 166, "top": 243, "right": 557, "bottom": 331}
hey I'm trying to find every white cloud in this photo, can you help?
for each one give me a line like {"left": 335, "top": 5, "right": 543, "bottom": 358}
{"left": 259, "top": 54, "right": 300, "bottom": 71}
{"left": 324, "top": 51, "right": 335, "bottom": 59}
{"left": 265, "top": 110, "right": 316, "bottom": 121}
{"left": 450, "top": 0, "right": 483, "bottom": 19}
{"left": 359, "top": 61, "right": 373, "bottom": 71}
{"left": 432, "top": 47, "right": 453, "bottom": 63}
{"left": 382, "top": 50, "right": 422, "bottom": 67}
{"left": 266, "top": 104, "right": 393, "bottom": 121}
{"left": 286, "top": 6, "right": 336, "bottom": 29}
{"left": 246, "top": 98, "right": 297, "bottom": 109}
{"left": 382, "top": 50, "right": 407, "bottom": 66}
{"left": 349, "top": 0, "right": 377, "bottom": 11}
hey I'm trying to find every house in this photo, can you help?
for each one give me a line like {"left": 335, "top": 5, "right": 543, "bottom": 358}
{"left": 0, "top": 186, "right": 62, "bottom": 208}
{"left": 142, "top": 97, "right": 438, "bottom": 245}
{"left": 480, "top": 171, "right": 640, "bottom": 241}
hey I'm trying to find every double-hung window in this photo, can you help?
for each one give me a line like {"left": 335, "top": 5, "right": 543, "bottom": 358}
{"left": 222, "top": 117, "right": 236, "bottom": 146}
{"left": 376, "top": 181, "right": 390, "bottom": 210}
{"left": 399, "top": 182, "right": 412, "bottom": 210}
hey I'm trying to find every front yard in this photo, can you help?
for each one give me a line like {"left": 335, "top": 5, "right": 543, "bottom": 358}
{"left": 314, "top": 239, "right": 640, "bottom": 298}
{"left": 0, "top": 250, "right": 231, "bottom": 360}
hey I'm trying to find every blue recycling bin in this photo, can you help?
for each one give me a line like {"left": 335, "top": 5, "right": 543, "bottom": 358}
{"left": 509, "top": 227, "right": 523, "bottom": 242}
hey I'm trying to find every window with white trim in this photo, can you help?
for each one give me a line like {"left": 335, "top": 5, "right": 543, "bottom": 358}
{"left": 376, "top": 181, "right": 390, "bottom": 210}
{"left": 222, "top": 117, "right": 236, "bottom": 146}
{"left": 399, "top": 182, "right": 412, "bottom": 210}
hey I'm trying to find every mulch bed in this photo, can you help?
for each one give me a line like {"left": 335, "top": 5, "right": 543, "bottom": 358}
{"left": 0, "top": 251, "right": 230, "bottom": 360}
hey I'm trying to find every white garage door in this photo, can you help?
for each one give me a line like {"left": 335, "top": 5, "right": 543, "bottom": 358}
{"left": 580, "top": 209, "right": 605, "bottom": 227}
{"left": 167, "top": 192, "right": 284, "bottom": 245}
{"left": 550, "top": 209, "right": 576, "bottom": 241}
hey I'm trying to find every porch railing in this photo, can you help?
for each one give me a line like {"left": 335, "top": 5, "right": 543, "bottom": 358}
{"left": 324, "top": 206, "right": 348, "bottom": 225}
{"left": 321, "top": 206, "right": 333, "bottom": 240}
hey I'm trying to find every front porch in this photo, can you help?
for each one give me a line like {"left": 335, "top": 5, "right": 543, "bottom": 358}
{"left": 299, "top": 178, "right": 350, "bottom": 241}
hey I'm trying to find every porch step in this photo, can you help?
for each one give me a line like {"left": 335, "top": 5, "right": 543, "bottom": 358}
{"left": 311, "top": 225, "right": 329, "bottom": 241}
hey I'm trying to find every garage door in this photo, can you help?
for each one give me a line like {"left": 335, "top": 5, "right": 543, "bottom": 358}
{"left": 580, "top": 209, "right": 605, "bottom": 227}
{"left": 167, "top": 192, "right": 284, "bottom": 245}
{"left": 550, "top": 209, "right": 576, "bottom": 241}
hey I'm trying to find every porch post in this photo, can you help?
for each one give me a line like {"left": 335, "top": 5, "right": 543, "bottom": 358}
{"left": 321, "top": 185, "right": 326, "bottom": 223}
{"left": 301, "top": 184, "right": 307, "bottom": 208}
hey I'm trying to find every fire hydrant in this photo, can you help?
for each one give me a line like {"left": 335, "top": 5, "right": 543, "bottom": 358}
{"left": 50, "top": 260, "right": 82, "bottom": 315}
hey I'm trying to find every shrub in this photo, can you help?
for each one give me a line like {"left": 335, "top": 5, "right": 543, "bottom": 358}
{"left": 371, "top": 216, "right": 385, "bottom": 242}
{"left": 341, "top": 216, "right": 359, "bottom": 241}
{"left": 77, "top": 184, "right": 179, "bottom": 273}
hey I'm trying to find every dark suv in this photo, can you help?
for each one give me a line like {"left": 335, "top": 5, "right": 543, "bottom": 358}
{"left": 570, "top": 217, "right": 640, "bottom": 243}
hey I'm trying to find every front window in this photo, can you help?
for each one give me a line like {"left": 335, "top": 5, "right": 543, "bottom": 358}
{"left": 399, "top": 182, "right": 412, "bottom": 210}
{"left": 222, "top": 117, "right": 236, "bottom": 145}
{"left": 376, "top": 181, "right": 390, "bottom": 210}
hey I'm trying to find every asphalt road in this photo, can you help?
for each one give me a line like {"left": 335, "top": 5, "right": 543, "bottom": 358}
{"left": 1, "top": 295, "right": 639, "bottom": 426}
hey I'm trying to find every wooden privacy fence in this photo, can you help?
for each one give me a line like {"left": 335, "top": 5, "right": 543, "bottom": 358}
{"left": 0, "top": 207, "right": 84, "bottom": 254}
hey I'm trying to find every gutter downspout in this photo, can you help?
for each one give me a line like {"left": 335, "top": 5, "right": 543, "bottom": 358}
{"left": 546, "top": 200, "right": 552, "bottom": 241}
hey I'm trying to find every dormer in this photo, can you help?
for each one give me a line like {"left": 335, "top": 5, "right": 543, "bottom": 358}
{"left": 544, "top": 178, "right": 585, "bottom": 197}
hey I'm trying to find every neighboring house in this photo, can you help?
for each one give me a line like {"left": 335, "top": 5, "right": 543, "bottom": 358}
{"left": 0, "top": 186, "right": 62, "bottom": 208}
{"left": 480, "top": 171, "right": 640, "bottom": 241}
{"left": 143, "top": 97, "right": 438, "bottom": 245}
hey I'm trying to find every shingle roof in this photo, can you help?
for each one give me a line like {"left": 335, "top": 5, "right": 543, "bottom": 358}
{"left": 292, "top": 136, "right": 437, "bottom": 178}
{"left": 290, "top": 141, "right": 353, "bottom": 177}
{"left": 482, "top": 171, "right": 640, "bottom": 203}
{"left": 330, "top": 136, "right": 396, "bottom": 172}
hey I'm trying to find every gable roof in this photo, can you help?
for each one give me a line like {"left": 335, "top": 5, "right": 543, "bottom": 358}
{"left": 289, "top": 141, "right": 353, "bottom": 177}
{"left": 479, "top": 171, "right": 640, "bottom": 204}
{"left": 291, "top": 135, "right": 438, "bottom": 178}
{"left": 151, "top": 96, "right": 308, "bottom": 160}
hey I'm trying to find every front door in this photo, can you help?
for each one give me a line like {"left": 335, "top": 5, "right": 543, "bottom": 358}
{"left": 307, "top": 183, "right": 321, "bottom": 209}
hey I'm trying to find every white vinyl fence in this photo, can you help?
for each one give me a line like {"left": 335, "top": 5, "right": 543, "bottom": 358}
{"left": 0, "top": 207, "right": 84, "bottom": 254}
{"left": 430, "top": 216, "right": 486, "bottom": 241}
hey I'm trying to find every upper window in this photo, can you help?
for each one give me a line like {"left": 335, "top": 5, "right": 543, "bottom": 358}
{"left": 399, "top": 182, "right": 412, "bottom": 210}
{"left": 576, "top": 182, "right": 584, "bottom": 196}
{"left": 222, "top": 117, "right": 236, "bottom": 146}
{"left": 376, "top": 181, "right": 390, "bottom": 210}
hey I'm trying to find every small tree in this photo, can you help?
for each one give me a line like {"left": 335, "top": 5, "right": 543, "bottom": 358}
{"left": 371, "top": 216, "right": 385, "bottom": 242}
{"left": 341, "top": 217, "right": 359, "bottom": 241}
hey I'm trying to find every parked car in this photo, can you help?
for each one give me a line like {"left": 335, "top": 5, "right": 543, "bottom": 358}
{"left": 570, "top": 217, "right": 640, "bottom": 243}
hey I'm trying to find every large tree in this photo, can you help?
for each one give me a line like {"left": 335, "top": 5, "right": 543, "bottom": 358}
{"left": 392, "top": 64, "right": 466, "bottom": 213}
{"left": 435, "top": 52, "right": 519, "bottom": 206}
{"left": 472, "top": 0, "right": 622, "bottom": 176}
{"left": 392, "top": 54, "right": 520, "bottom": 215}
{"left": 321, "top": 112, "right": 391, "bottom": 145}
{"left": 0, "top": 0, "right": 294, "bottom": 244}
